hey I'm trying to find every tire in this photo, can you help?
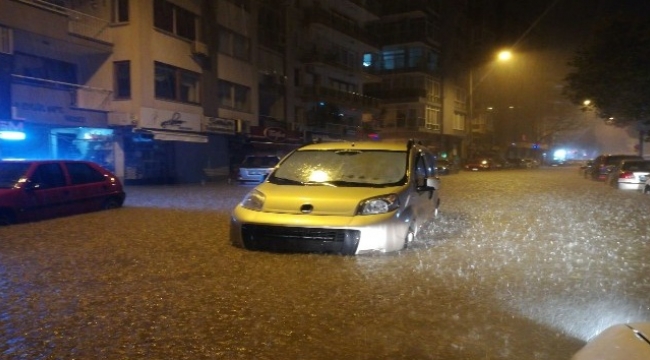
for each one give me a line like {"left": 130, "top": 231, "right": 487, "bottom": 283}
{"left": 403, "top": 226, "right": 415, "bottom": 250}
{"left": 644, "top": 185, "right": 650, "bottom": 194}
{"left": 102, "top": 197, "right": 122, "bottom": 210}
{"left": 0, "top": 209, "right": 16, "bottom": 225}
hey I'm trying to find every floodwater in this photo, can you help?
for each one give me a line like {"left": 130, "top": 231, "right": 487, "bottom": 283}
{"left": 0, "top": 166, "right": 648, "bottom": 359}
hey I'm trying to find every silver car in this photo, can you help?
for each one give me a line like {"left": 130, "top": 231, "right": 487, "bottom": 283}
{"left": 230, "top": 140, "right": 441, "bottom": 255}
{"left": 236, "top": 155, "right": 281, "bottom": 183}
{"left": 606, "top": 159, "right": 650, "bottom": 190}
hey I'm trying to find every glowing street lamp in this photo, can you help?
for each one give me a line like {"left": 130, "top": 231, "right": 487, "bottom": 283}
{"left": 497, "top": 50, "right": 512, "bottom": 62}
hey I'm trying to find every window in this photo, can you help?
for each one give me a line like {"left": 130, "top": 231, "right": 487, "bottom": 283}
{"left": 111, "top": 0, "right": 129, "bottom": 23}
{"left": 66, "top": 162, "right": 106, "bottom": 185}
{"left": 330, "top": 79, "right": 357, "bottom": 93}
{"left": 153, "top": 0, "right": 196, "bottom": 41}
{"left": 31, "top": 163, "right": 66, "bottom": 189}
{"left": 382, "top": 49, "right": 405, "bottom": 70}
{"left": 218, "top": 80, "right": 250, "bottom": 112}
{"left": 113, "top": 61, "right": 131, "bottom": 99}
{"left": 426, "top": 107, "right": 440, "bottom": 128}
{"left": 218, "top": 27, "right": 250, "bottom": 61}
{"left": 14, "top": 53, "right": 76, "bottom": 84}
{"left": 154, "top": 62, "right": 200, "bottom": 104}
{"left": 453, "top": 112, "right": 466, "bottom": 131}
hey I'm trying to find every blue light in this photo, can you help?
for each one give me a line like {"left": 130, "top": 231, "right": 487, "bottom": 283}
{"left": 0, "top": 131, "right": 26, "bottom": 140}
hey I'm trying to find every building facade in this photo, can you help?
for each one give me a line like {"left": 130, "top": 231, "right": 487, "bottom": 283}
{"left": 1, "top": 0, "right": 495, "bottom": 184}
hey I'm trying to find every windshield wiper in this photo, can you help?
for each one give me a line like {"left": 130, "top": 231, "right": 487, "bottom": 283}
{"left": 269, "top": 176, "right": 304, "bottom": 185}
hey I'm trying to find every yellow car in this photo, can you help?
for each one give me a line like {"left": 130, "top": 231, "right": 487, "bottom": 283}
{"left": 230, "top": 140, "right": 440, "bottom": 255}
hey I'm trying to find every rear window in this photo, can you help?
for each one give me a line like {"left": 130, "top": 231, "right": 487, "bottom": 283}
{"left": 605, "top": 155, "right": 642, "bottom": 165}
{"left": 622, "top": 161, "right": 650, "bottom": 172}
{"left": 241, "top": 156, "right": 280, "bottom": 168}
{"left": 0, "top": 163, "right": 31, "bottom": 188}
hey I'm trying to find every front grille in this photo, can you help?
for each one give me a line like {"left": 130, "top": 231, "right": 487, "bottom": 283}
{"left": 241, "top": 225, "right": 361, "bottom": 255}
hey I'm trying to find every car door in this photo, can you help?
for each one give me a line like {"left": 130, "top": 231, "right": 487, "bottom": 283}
{"left": 63, "top": 162, "right": 112, "bottom": 213}
{"left": 411, "top": 149, "right": 437, "bottom": 226}
{"left": 23, "top": 162, "right": 69, "bottom": 220}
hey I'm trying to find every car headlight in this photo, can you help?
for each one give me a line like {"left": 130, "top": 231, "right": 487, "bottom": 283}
{"left": 240, "top": 189, "right": 265, "bottom": 211}
{"left": 358, "top": 194, "right": 400, "bottom": 215}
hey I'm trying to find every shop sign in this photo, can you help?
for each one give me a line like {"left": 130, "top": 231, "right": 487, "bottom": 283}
{"left": 203, "top": 117, "right": 236, "bottom": 135}
{"left": 0, "top": 119, "right": 23, "bottom": 132}
{"left": 11, "top": 84, "right": 106, "bottom": 127}
{"left": 140, "top": 107, "right": 201, "bottom": 132}
{"left": 249, "top": 126, "right": 303, "bottom": 143}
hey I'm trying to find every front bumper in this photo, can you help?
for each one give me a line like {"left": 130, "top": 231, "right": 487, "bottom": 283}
{"left": 230, "top": 207, "right": 410, "bottom": 255}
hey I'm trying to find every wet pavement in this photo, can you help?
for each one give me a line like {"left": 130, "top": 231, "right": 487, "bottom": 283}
{"left": 1, "top": 166, "right": 649, "bottom": 359}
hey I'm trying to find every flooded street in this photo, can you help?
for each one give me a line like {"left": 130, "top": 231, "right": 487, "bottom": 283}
{"left": 1, "top": 166, "right": 649, "bottom": 359}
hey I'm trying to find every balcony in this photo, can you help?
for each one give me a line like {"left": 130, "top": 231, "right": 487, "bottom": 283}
{"left": 14, "top": 0, "right": 112, "bottom": 45}
{"left": 363, "top": 86, "right": 429, "bottom": 103}
{"left": 300, "top": 85, "right": 380, "bottom": 110}
{"left": 379, "top": 0, "right": 441, "bottom": 16}
{"left": 12, "top": 74, "right": 112, "bottom": 112}
{"left": 302, "top": 6, "right": 379, "bottom": 48}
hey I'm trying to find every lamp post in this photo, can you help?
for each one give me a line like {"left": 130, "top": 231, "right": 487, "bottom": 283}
{"left": 468, "top": 49, "right": 513, "bottom": 158}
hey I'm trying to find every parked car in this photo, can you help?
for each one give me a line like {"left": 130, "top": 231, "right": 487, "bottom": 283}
{"left": 605, "top": 159, "right": 650, "bottom": 190}
{"left": 230, "top": 140, "right": 441, "bottom": 255}
{"left": 236, "top": 154, "right": 281, "bottom": 183}
{"left": 589, "top": 154, "right": 643, "bottom": 181}
{"left": 572, "top": 322, "right": 650, "bottom": 360}
{"left": 579, "top": 159, "right": 594, "bottom": 178}
{"left": 464, "top": 157, "right": 496, "bottom": 171}
{"left": 436, "top": 158, "right": 459, "bottom": 175}
{"left": 0, "top": 160, "right": 126, "bottom": 225}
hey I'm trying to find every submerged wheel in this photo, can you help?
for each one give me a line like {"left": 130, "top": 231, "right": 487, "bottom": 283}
{"left": 0, "top": 209, "right": 16, "bottom": 225}
{"left": 403, "top": 227, "right": 415, "bottom": 249}
{"left": 102, "top": 197, "right": 122, "bottom": 210}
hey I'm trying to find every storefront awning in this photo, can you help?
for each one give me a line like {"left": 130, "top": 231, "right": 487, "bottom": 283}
{"left": 148, "top": 130, "right": 207, "bottom": 143}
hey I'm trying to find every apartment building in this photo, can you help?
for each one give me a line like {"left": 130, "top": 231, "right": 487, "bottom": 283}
{"left": 0, "top": 0, "right": 237, "bottom": 184}
{"left": 0, "top": 0, "right": 492, "bottom": 184}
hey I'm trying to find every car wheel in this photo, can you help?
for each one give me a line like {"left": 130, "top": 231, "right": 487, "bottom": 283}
{"left": 403, "top": 226, "right": 416, "bottom": 249}
{"left": 0, "top": 209, "right": 16, "bottom": 225}
{"left": 644, "top": 185, "right": 650, "bottom": 194}
{"left": 102, "top": 197, "right": 122, "bottom": 210}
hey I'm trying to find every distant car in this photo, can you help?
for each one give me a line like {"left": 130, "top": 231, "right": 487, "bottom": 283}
{"left": 236, "top": 155, "right": 281, "bottom": 183}
{"left": 579, "top": 160, "right": 594, "bottom": 178}
{"left": 0, "top": 160, "right": 126, "bottom": 225}
{"left": 522, "top": 158, "right": 540, "bottom": 168}
{"left": 572, "top": 322, "right": 650, "bottom": 360}
{"left": 465, "top": 157, "right": 495, "bottom": 171}
{"left": 605, "top": 159, "right": 650, "bottom": 190}
{"left": 436, "top": 159, "right": 459, "bottom": 175}
{"left": 590, "top": 154, "right": 644, "bottom": 181}
{"left": 230, "top": 140, "right": 441, "bottom": 255}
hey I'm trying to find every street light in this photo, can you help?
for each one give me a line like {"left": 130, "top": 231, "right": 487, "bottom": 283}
{"left": 468, "top": 49, "right": 513, "bottom": 157}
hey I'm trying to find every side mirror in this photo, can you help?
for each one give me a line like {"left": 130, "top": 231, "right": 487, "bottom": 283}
{"left": 417, "top": 176, "right": 439, "bottom": 192}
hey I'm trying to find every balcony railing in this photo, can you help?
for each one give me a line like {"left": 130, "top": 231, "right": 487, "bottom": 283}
{"left": 16, "top": 0, "right": 112, "bottom": 44}
{"left": 12, "top": 74, "right": 112, "bottom": 112}
{"left": 302, "top": 6, "right": 379, "bottom": 48}
{"left": 301, "top": 85, "right": 380, "bottom": 109}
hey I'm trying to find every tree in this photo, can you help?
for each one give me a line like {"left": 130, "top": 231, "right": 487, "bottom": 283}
{"left": 563, "top": 14, "right": 650, "bottom": 127}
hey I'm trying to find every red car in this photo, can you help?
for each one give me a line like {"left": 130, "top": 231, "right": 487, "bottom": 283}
{"left": 0, "top": 160, "right": 126, "bottom": 224}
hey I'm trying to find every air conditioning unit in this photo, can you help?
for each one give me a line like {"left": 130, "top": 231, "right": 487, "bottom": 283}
{"left": 191, "top": 41, "right": 208, "bottom": 56}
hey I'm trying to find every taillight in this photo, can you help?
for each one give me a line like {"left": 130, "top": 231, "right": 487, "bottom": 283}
{"left": 619, "top": 171, "right": 635, "bottom": 179}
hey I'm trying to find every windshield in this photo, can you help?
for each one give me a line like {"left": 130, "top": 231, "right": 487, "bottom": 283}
{"left": 0, "top": 163, "right": 31, "bottom": 188}
{"left": 269, "top": 149, "right": 407, "bottom": 186}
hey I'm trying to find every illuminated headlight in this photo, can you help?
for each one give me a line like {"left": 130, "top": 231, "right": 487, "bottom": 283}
{"left": 240, "top": 189, "right": 265, "bottom": 211}
{"left": 358, "top": 194, "right": 399, "bottom": 215}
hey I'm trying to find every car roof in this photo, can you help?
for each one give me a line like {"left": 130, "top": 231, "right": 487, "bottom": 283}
{"left": 297, "top": 141, "right": 411, "bottom": 152}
